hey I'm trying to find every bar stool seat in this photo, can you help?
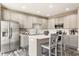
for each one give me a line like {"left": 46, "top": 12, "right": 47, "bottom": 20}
{"left": 41, "top": 43, "right": 57, "bottom": 50}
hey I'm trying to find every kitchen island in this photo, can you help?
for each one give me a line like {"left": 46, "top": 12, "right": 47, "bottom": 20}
{"left": 29, "top": 35, "right": 49, "bottom": 56}
{"left": 28, "top": 34, "right": 78, "bottom": 56}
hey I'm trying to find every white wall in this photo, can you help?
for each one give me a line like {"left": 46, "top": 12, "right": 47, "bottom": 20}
{"left": 0, "top": 4, "right": 1, "bottom": 20}
{"left": 77, "top": 8, "right": 79, "bottom": 50}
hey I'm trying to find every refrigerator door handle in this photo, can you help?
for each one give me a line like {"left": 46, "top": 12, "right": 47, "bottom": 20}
{"left": 9, "top": 27, "right": 12, "bottom": 39}
{"left": 10, "top": 27, "right": 12, "bottom": 39}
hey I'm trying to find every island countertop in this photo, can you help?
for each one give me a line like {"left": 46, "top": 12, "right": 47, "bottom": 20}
{"left": 29, "top": 35, "right": 49, "bottom": 40}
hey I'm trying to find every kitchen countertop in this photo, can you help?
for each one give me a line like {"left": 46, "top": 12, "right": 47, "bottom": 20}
{"left": 29, "top": 35, "right": 49, "bottom": 40}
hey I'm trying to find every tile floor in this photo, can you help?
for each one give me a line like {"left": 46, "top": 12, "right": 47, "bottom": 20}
{"left": 0, "top": 47, "right": 79, "bottom": 56}
{"left": 0, "top": 48, "right": 28, "bottom": 56}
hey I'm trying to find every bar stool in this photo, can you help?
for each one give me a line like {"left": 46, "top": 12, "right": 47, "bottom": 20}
{"left": 41, "top": 34, "right": 58, "bottom": 56}
{"left": 57, "top": 34, "right": 63, "bottom": 56}
{"left": 41, "top": 34, "right": 65, "bottom": 56}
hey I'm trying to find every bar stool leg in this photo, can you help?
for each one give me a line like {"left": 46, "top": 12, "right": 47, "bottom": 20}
{"left": 49, "top": 47, "right": 51, "bottom": 56}
{"left": 55, "top": 45, "right": 57, "bottom": 56}
{"left": 61, "top": 44, "right": 63, "bottom": 56}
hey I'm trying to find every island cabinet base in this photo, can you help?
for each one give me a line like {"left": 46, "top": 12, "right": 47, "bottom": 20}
{"left": 29, "top": 35, "right": 49, "bottom": 56}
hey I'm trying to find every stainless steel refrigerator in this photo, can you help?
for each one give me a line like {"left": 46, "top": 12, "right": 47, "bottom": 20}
{"left": 0, "top": 21, "right": 19, "bottom": 53}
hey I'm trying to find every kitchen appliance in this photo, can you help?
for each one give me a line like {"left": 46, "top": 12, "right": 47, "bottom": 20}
{"left": 55, "top": 23, "right": 64, "bottom": 29}
{"left": 0, "top": 21, "right": 19, "bottom": 53}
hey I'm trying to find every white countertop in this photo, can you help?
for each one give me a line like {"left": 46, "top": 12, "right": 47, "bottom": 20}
{"left": 29, "top": 35, "right": 49, "bottom": 40}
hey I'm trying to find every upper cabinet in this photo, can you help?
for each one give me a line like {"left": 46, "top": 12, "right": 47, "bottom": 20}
{"left": 7, "top": 11, "right": 28, "bottom": 28}
{"left": 26, "top": 16, "right": 33, "bottom": 28}
{"left": 55, "top": 18, "right": 60, "bottom": 24}
{"left": 48, "top": 13, "right": 78, "bottom": 29}
{"left": 55, "top": 17, "right": 64, "bottom": 24}
{"left": 32, "top": 17, "right": 42, "bottom": 24}
{"left": 41, "top": 19, "right": 48, "bottom": 29}
{"left": 3, "top": 9, "right": 32, "bottom": 28}
{"left": 64, "top": 14, "right": 77, "bottom": 29}
{"left": 3, "top": 10, "right": 11, "bottom": 20}
{"left": 3, "top": 9, "right": 48, "bottom": 29}
{"left": 48, "top": 18, "right": 55, "bottom": 29}
{"left": 48, "top": 17, "right": 64, "bottom": 29}
{"left": 64, "top": 15, "right": 71, "bottom": 29}
{"left": 69, "top": 14, "right": 77, "bottom": 28}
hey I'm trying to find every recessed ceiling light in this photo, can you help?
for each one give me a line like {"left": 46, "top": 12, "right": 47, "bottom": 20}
{"left": 31, "top": 10, "right": 35, "bottom": 12}
{"left": 49, "top": 5, "right": 53, "bottom": 8}
{"left": 37, "top": 11, "right": 40, "bottom": 13}
{"left": 47, "top": 14, "right": 50, "bottom": 16}
{"left": 65, "top": 8, "right": 70, "bottom": 11}
{"left": 22, "top": 5, "right": 26, "bottom": 9}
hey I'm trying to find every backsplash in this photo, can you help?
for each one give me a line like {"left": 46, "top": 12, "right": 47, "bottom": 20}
{"left": 48, "top": 28, "right": 78, "bottom": 35}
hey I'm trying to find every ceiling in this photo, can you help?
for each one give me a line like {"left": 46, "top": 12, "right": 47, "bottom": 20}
{"left": 2, "top": 3, "right": 79, "bottom": 18}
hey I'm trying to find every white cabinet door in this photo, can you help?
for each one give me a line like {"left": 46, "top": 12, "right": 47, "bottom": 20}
{"left": 3, "top": 10, "right": 11, "bottom": 20}
{"left": 11, "top": 12, "right": 24, "bottom": 28}
{"left": 64, "top": 35, "right": 78, "bottom": 48}
{"left": 27, "top": 16, "right": 33, "bottom": 28}
{"left": 32, "top": 17, "right": 38, "bottom": 24}
{"left": 41, "top": 19, "right": 48, "bottom": 29}
{"left": 69, "top": 14, "right": 77, "bottom": 28}
{"left": 32, "top": 17, "right": 42, "bottom": 24}
{"left": 64, "top": 14, "right": 77, "bottom": 29}
{"left": 69, "top": 35, "right": 78, "bottom": 48}
{"left": 64, "top": 35, "right": 70, "bottom": 46}
{"left": 64, "top": 15, "right": 72, "bottom": 29}
{"left": 55, "top": 18, "right": 59, "bottom": 24}
{"left": 48, "top": 18, "right": 55, "bottom": 29}
{"left": 11, "top": 12, "right": 30, "bottom": 28}
{"left": 55, "top": 18, "right": 63, "bottom": 24}
{"left": 59, "top": 17, "right": 64, "bottom": 24}
{"left": 37, "top": 18, "right": 42, "bottom": 24}
{"left": 48, "top": 17, "right": 64, "bottom": 29}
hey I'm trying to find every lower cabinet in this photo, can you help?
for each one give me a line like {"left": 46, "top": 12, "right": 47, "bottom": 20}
{"left": 69, "top": 35, "right": 78, "bottom": 48}
{"left": 63, "top": 35, "right": 70, "bottom": 46}
{"left": 64, "top": 35, "right": 78, "bottom": 49}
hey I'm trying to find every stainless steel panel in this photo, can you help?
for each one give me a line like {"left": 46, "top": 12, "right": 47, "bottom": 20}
{"left": 0, "top": 21, "right": 19, "bottom": 53}
{"left": 1, "top": 21, "right": 10, "bottom": 53}
{"left": 10, "top": 22, "right": 19, "bottom": 51}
